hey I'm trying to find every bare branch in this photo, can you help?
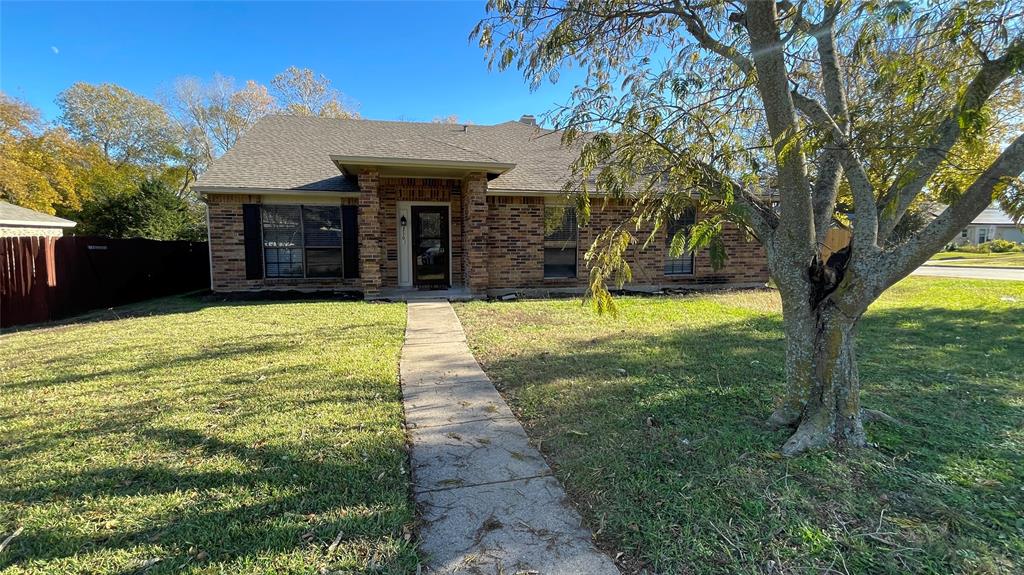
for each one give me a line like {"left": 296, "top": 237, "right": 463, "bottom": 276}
{"left": 811, "top": 153, "right": 842, "bottom": 244}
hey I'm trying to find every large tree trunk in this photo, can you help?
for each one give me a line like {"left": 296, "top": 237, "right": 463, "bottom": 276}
{"left": 767, "top": 269, "right": 870, "bottom": 457}
{"left": 778, "top": 303, "right": 867, "bottom": 456}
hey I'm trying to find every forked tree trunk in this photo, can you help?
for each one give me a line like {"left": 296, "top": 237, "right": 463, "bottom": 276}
{"left": 769, "top": 293, "right": 869, "bottom": 456}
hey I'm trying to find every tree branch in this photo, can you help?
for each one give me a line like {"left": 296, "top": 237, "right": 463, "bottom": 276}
{"left": 808, "top": 10, "right": 850, "bottom": 246}
{"left": 672, "top": 1, "right": 755, "bottom": 76}
{"left": 811, "top": 152, "right": 842, "bottom": 244}
{"left": 879, "top": 131, "right": 1024, "bottom": 288}
{"left": 876, "top": 36, "right": 1024, "bottom": 240}
{"left": 745, "top": 0, "right": 815, "bottom": 265}
{"left": 790, "top": 90, "right": 878, "bottom": 255}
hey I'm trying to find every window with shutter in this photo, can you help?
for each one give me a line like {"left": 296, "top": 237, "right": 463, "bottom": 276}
{"left": 261, "top": 205, "right": 344, "bottom": 278}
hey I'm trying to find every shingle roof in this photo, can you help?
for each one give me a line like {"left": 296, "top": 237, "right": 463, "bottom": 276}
{"left": 195, "top": 115, "right": 581, "bottom": 193}
{"left": 0, "top": 201, "right": 76, "bottom": 228}
{"left": 972, "top": 206, "right": 1019, "bottom": 226}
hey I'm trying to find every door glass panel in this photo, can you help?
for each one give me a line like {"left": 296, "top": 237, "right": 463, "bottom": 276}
{"left": 416, "top": 239, "right": 445, "bottom": 280}
{"left": 419, "top": 212, "right": 442, "bottom": 238}
{"left": 412, "top": 207, "right": 449, "bottom": 286}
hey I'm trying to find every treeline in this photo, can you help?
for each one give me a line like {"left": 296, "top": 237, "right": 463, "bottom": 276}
{"left": 0, "top": 67, "right": 357, "bottom": 240}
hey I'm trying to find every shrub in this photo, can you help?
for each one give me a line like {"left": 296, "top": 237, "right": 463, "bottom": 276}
{"left": 955, "top": 239, "right": 1023, "bottom": 254}
{"left": 957, "top": 243, "right": 990, "bottom": 253}
{"left": 984, "top": 239, "right": 1023, "bottom": 253}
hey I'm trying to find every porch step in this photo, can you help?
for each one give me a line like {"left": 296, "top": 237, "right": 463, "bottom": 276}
{"left": 373, "top": 287, "right": 480, "bottom": 302}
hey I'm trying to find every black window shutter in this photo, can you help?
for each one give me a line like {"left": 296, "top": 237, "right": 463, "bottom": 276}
{"left": 342, "top": 205, "right": 359, "bottom": 278}
{"left": 242, "top": 204, "right": 264, "bottom": 280}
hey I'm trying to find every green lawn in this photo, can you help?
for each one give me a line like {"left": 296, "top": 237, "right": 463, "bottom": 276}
{"left": 0, "top": 297, "right": 417, "bottom": 574}
{"left": 456, "top": 278, "right": 1024, "bottom": 575}
{"left": 929, "top": 251, "right": 1024, "bottom": 268}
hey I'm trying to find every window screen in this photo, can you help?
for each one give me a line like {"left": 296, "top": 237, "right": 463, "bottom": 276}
{"left": 665, "top": 209, "right": 696, "bottom": 276}
{"left": 261, "top": 205, "right": 344, "bottom": 278}
{"left": 544, "top": 206, "right": 578, "bottom": 278}
{"left": 262, "top": 205, "right": 303, "bottom": 278}
{"left": 302, "top": 206, "right": 343, "bottom": 277}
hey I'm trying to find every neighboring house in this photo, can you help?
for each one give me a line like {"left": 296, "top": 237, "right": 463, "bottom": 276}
{"left": 194, "top": 115, "right": 769, "bottom": 298}
{"left": 952, "top": 206, "right": 1024, "bottom": 246}
{"left": 0, "top": 201, "right": 76, "bottom": 238}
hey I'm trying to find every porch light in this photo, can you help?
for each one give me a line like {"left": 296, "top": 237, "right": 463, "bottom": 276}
{"left": 400, "top": 215, "right": 408, "bottom": 228}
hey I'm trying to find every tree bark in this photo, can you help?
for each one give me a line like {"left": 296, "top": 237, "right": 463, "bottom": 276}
{"left": 773, "top": 301, "right": 867, "bottom": 456}
{"left": 767, "top": 288, "right": 815, "bottom": 429}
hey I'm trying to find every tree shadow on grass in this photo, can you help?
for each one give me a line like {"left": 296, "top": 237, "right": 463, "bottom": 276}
{"left": 2, "top": 424, "right": 413, "bottom": 574}
{"left": 1, "top": 297, "right": 413, "bottom": 574}
{"left": 473, "top": 304, "right": 1023, "bottom": 573}
{"left": 5, "top": 319, "right": 391, "bottom": 395}
{"left": 0, "top": 291, "right": 369, "bottom": 337}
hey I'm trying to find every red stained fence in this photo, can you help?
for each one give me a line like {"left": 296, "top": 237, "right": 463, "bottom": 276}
{"left": 0, "top": 236, "right": 209, "bottom": 329}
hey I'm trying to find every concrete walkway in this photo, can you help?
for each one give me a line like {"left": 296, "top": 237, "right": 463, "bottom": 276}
{"left": 913, "top": 264, "right": 1024, "bottom": 281}
{"left": 400, "top": 301, "right": 619, "bottom": 575}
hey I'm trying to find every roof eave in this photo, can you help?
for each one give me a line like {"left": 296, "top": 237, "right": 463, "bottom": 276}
{"left": 330, "top": 155, "right": 516, "bottom": 177}
{"left": 0, "top": 219, "right": 76, "bottom": 228}
{"left": 194, "top": 186, "right": 359, "bottom": 196}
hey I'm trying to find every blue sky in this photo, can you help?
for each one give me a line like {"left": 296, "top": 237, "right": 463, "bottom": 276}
{"left": 1, "top": 1, "right": 580, "bottom": 126}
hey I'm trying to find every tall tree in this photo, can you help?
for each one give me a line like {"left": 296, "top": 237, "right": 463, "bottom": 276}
{"left": 168, "top": 75, "right": 277, "bottom": 163}
{"left": 476, "top": 0, "right": 1024, "bottom": 455}
{"left": 432, "top": 114, "right": 463, "bottom": 124}
{"left": 0, "top": 93, "right": 91, "bottom": 214}
{"left": 57, "top": 83, "right": 182, "bottom": 166}
{"left": 76, "top": 177, "right": 205, "bottom": 240}
{"left": 271, "top": 66, "right": 359, "bottom": 118}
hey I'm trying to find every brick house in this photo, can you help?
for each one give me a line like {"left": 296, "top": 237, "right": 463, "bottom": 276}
{"left": 195, "top": 115, "right": 768, "bottom": 298}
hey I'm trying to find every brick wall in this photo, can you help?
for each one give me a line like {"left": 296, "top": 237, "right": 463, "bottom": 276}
{"left": 205, "top": 193, "right": 360, "bottom": 292}
{"left": 357, "top": 171, "right": 383, "bottom": 296}
{"left": 486, "top": 196, "right": 769, "bottom": 291}
{"left": 462, "top": 173, "right": 489, "bottom": 291}
{"left": 207, "top": 189, "right": 768, "bottom": 295}
{"left": 378, "top": 178, "right": 463, "bottom": 286}
{"left": 486, "top": 196, "right": 545, "bottom": 288}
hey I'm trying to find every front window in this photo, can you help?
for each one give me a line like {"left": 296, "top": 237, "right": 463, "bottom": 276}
{"left": 544, "top": 205, "right": 577, "bottom": 278}
{"left": 665, "top": 209, "right": 696, "bottom": 275}
{"left": 261, "top": 205, "right": 343, "bottom": 278}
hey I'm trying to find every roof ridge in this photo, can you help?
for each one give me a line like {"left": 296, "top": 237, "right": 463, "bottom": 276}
{"left": 421, "top": 136, "right": 503, "bottom": 163}
{"left": 260, "top": 113, "right": 511, "bottom": 129}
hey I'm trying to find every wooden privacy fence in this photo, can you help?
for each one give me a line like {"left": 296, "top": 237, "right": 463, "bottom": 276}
{"left": 823, "top": 226, "right": 852, "bottom": 259}
{"left": 0, "top": 236, "right": 209, "bottom": 329}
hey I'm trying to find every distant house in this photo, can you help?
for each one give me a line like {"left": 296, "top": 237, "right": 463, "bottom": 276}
{"left": 0, "top": 201, "right": 76, "bottom": 238}
{"left": 952, "top": 206, "right": 1023, "bottom": 246}
{"left": 194, "top": 115, "right": 769, "bottom": 298}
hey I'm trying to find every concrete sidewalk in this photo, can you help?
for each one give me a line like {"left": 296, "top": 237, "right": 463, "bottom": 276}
{"left": 401, "top": 301, "right": 619, "bottom": 575}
